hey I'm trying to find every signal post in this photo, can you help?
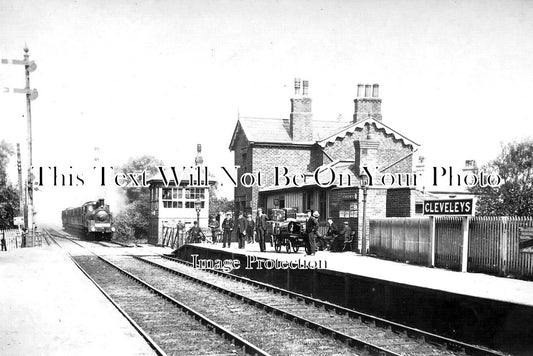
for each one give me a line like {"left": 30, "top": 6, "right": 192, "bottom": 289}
{"left": 2, "top": 45, "right": 39, "bottom": 241}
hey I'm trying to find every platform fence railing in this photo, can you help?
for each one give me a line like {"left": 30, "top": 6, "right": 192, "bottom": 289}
{"left": 369, "top": 216, "right": 533, "bottom": 279}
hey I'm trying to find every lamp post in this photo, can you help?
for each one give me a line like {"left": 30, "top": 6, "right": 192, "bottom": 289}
{"left": 194, "top": 198, "right": 202, "bottom": 228}
{"left": 359, "top": 172, "right": 368, "bottom": 256}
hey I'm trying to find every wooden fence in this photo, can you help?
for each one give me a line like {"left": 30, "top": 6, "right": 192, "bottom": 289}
{"left": 369, "top": 216, "right": 533, "bottom": 279}
{"left": 1, "top": 229, "right": 22, "bottom": 250}
{"left": 0, "top": 229, "right": 42, "bottom": 249}
{"left": 369, "top": 218, "right": 430, "bottom": 265}
{"left": 161, "top": 226, "right": 185, "bottom": 248}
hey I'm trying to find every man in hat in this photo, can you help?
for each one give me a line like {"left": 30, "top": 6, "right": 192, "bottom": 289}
{"left": 246, "top": 212, "right": 255, "bottom": 244}
{"left": 222, "top": 212, "right": 234, "bottom": 248}
{"left": 236, "top": 211, "right": 247, "bottom": 249}
{"left": 305, "top": 210, "right": 319, "bottom": 255}
{"left": 255, "top": 208, "right": 268, "bottom": 252}
{"left": 339, "top": 221, "right": 352, "bottom": 251}
{"left": 188, "top": 221, "right": 205, "bottom": 243}
{"left": 325, "top": 217, "right": 338, "bottom": 251}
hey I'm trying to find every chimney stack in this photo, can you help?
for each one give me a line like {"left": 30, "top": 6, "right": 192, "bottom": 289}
{"left": 357, "top": 84, "right": 364, "bottom": 97}
{"left": 364, "top": 84, "right": 371, "bottom": 97}
{"left": 354, "top": 131, "right": 380, "bottom": 177}
{"left": 290, "top": 78, "right": 313, "bottom": 142}
{"left": 294, "top": 78, "right": 301, "bottom": 95}
{"left": 353, "top": 82, "right": 382, "bottom": 123}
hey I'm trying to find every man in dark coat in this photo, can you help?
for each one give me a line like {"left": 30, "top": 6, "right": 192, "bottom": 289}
{"left": 325, "top": 217, "right": 339, "bottom": 251}
{"left": 339, "top": 222, "right": 352, "bottom": 251}
{"left": 188, "top": 221, "right": 204, "bottom": 243}
{"left": 246, "top": 213, "right": 255, "bottom": 244}
{"left": 255, "top": 208, "right": 268, "bottom": 252}
{"left": 236, "top": 212, "right": 248, "bottom": 249}
{"left": 222, "top": 213, "right": 234, "bottom": 248}
{"left": 1, "top": 232, "right": 6, "bottom": 251}
{"left": 306, "top": 210, "right": 319, "bottom": 255}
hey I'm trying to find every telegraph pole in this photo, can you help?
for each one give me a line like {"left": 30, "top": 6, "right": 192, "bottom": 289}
{"left": 24, "top": 45, "right": 34, "bottom": 237}
{"left": 16, "top": 143, "right": 24, "bottom": 215}
{"left": 1, "top": 45, "right": 38, "bottom": 237}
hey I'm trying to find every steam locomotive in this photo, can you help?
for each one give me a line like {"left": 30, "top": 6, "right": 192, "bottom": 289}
{"left": 61, "top": 198, "right": 115, "bottom": 240}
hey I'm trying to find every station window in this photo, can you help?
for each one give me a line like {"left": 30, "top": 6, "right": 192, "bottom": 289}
{"left": 184, "top": 187, "right": 205, "bottom": 200}
{"left": 162, "top": 187, "right": 184, "bottom": 209}
{"left": 162, "top": 187, "right": 203, "bottom": 209}
{"left": 184, "top": 201, "right": 205, "bottom": 208}
{"left": 184, "top": 188, "right": 206, "bottom": 209}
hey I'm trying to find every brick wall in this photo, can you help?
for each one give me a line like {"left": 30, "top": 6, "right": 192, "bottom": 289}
{"left": 353, "top": 98, "right": 382, "bottom": 122}
{"left": 358, "top": 187, "right": 387, "bottom": 252}
{"left": 233, "top": 129, "right": 253, "bottom": 211}
{"left": 249, "top": 145, "right": 314, "bottom": 210}
{"left": 290, "top": 97, "right": 313, "bottom": 141}
{"left": 324, "top": 123, "right": 413, "bottom": 175}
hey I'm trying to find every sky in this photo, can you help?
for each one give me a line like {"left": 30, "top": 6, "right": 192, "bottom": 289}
{"left": 0, "top": 0, "right": 532, "bottom": 224}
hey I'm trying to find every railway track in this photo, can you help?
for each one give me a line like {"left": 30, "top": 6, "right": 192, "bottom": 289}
{"left": 137, "top": 254, "right": 507, "bottom": 356}
{"left": 102, "top": 254, "right": 366, "bottom": 356}
{"left": 44, "top": 229, "right": 506, "bottom": 356}
{"left": 45, "top": 230, "right": 361, "bottom": 355}
{"left": 74, "top": 255, "right": 257, "bottom": 356}
{"left": 45, "top": 230, "right": 266, "bottom": 356}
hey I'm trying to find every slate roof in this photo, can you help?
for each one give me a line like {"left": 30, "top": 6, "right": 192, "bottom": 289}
{"left": 229, "top": 116, "right": 418, "bottom": 150}
{"left": 229, "top": 116, "right": 351, "bottom": 149}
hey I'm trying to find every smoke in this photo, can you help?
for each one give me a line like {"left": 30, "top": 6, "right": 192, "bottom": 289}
{"left": 33, "top": 183, "right": 128, "bottom": 227}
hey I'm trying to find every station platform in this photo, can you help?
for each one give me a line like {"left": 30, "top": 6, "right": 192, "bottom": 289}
{"left": 174, "top": 241, "right": 533, "bottom": 353}
{"left": 0, "top": 245, "right": 156, "bottom": 356}
{"left": 183, "top": 241, "right": 533, "bottom": 307}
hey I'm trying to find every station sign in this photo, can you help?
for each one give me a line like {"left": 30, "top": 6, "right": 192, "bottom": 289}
{"left": 13, "top": 216, "right": 24, "bottom": 226}
{"left": 423, "top": 198, "right": 474, "bottom": 216}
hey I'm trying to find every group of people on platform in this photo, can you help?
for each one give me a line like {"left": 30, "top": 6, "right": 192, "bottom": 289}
{"left": 197, "top": 208, "right": 354, "bottom": 255}
{"left": 219, "top": 208, "right": 269, "bottom": 252}
{"left": 168, "top": 211, "right": 355, "bottom": 253}
{"left": 304, "top": 210, "right": 352, "bottom": 255}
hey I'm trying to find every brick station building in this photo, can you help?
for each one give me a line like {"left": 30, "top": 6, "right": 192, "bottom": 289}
{"left": 229, "top": 80, "right": 420, "bottom": 251}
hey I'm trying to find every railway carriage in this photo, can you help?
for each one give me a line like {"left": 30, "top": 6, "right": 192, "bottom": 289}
{"left": 61, "top": 198, "right": 115, "bottom": 240}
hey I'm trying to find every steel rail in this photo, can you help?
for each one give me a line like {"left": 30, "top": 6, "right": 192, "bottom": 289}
{"left": 43, "top": 230, "right": 168, "bottom": 356}
{"left": 97, "top": 254, "right": 271, "bottom": 356}
{"left": 45, "top": 230, "right": 270, "bottom": 356}
{"left": 134, "top": 254, "right": 399, "bottom": 356}
{"left": 160, "top": 254, "right": 505, "bottom": 356}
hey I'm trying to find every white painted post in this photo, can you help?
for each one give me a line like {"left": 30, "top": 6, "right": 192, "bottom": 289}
{"left": 461, "top": 216, "right": 470, "bottom": 272}
{"left": 428, "top": 216, "right": 435, "bottom": 267}
{"left": 501, "top": 217, "right": 508, "bottom": 275}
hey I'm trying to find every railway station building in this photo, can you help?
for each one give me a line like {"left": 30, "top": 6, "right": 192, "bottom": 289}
{"left": 147, "top": 145, "right": 216, "bottom": 245}
{"left": 229, "top": 80, "right": 421, "bottom": 251}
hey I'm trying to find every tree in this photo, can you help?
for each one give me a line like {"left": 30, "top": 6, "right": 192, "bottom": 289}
{"left": 0, "top": 186, "right": 19, "bottom": 229}
{"left": 209, "top": 184, "right": 234, "bottom": 219}
{"left": 469, "top": 138, "right": 533, "bottom": 216}
{"left": 113, "top": 155, "right": 164, "bottom": 240}
{"left": 114, "top": 199, "right": 151, "bottom": 241}
{"left": 117, "top": 155, "right": 164, "bottom": 202}
{"left": 0, "top": 141, "right": 20, "bottom": 229}
{"left": 0, "top": 141, "right": 14, "bottom": 186}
